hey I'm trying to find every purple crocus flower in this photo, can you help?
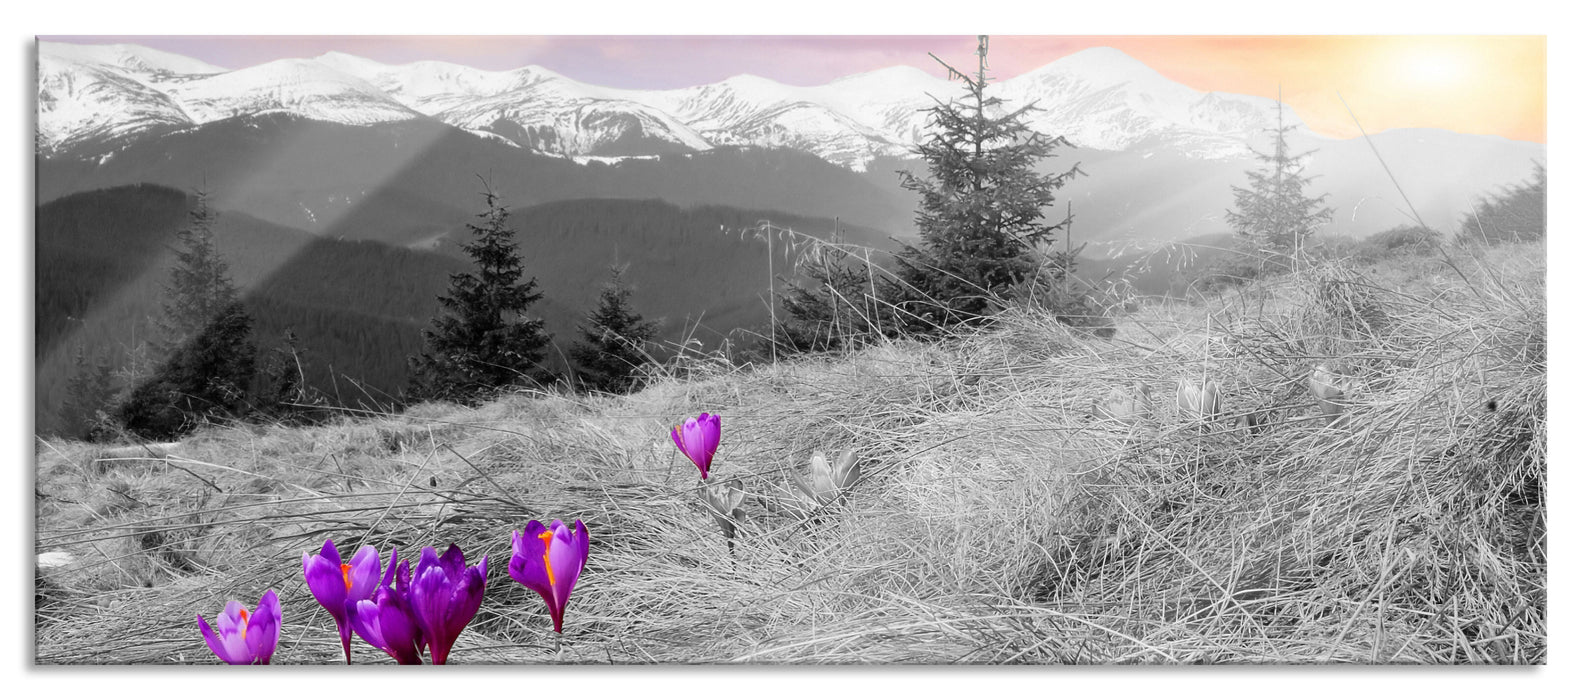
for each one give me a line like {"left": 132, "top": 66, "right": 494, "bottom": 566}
{"left": 302, "top": 539, "right": 383, "bottom": 664}
{"left": 197, "top": 589, "right": 281, "bottom": 665}
{"left": 350, "top": 551, "right": 426, "bottom": 665}
{"left": 508, "top": 519, "right": 590, "bottom": 634}
{"left": 671, "top": 412, "right": 721, "bottom": 479}
{"left": 407, "top": 544, "right": 488, "bottom": 665}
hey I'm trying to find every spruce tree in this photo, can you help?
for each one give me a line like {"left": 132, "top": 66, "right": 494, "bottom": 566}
{"left": 569, "top": 265, "right": 660, "bottom": 394}
{"left": 409, "top": 189, "right": 552, "bottom": 403}
{"left": 120, "top": 301, "right": 257, "bottom": 439}
{"left": 1226, "top": 93, "right": 1334, "bottom": 271}
{"left": 890, "top": 35, "right": 1083, "bottom": 333}
{"left": 157, "top": 192, "right": 241, "bottom": 351}
{"left": 119, "top": 192, "right": 258, "bottom": 438}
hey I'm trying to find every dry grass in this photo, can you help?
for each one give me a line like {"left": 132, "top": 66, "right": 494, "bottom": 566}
{"left": 33, "top": 241, "right": 1545, "bottom": 665}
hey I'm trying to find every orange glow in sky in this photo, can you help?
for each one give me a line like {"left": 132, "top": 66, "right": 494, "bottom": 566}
{"left": 984, "top": 36, "right": 1546, "bottom": 143}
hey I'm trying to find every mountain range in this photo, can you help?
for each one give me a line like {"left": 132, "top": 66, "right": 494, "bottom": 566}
{"left": 33, "top": 40, "right": 1546, "bottom": 434}
{"left": 40, "top": 41, "right": 1319, "bottom": 170}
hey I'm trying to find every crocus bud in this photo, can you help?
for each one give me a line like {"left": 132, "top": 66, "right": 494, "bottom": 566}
{"left": 197, "top": 590, "right": 281, "bottom": 665}
{"left": 1176, "top": 378, "right": 1223, "bottom": 422}
{"left": 302, "top": 539, "right": 383, "bottom": 664}
{"left": 508, "top": 520, "right": 590, "bottom": 634}
{"left": 407, "top": 545, "right": 487, "bottom": 664}
{"left": 1094, "top": 382, "right": 1152, "bottom": 424}
{"left": 1309, "top": 364, "right": 1353, "bottom": 427}
{"left": 671, "top": 413, "right": 722, "bottom": 479}
{"left": 700, "top": 478, "right": 747, "bottom": 541}
{"left": 791, "top": 449, "right": 860, "bottom": 507}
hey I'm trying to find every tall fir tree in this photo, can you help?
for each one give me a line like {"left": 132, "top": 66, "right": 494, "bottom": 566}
{"left": 118, "top": 191, "right": 258, "bottom": 438}
{"left": 889, "top": 35, "right": 1083, "bottom": 333}
{"left": 409, "top": 188, "right": 552, "bottom": 403}
{"left": 157, "top": 192, "right": 241, "bottom": 352}
{"left": 1225, "top": 92, "right": 1334, "bottom": 271}
{"left": 569, "top": 265, "right": 660, "bottom": 394}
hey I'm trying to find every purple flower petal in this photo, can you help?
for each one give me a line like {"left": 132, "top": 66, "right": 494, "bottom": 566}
{"left": 672, "top": 413, "right": 721, "bottom": 479}
{"left": 245, "top": 590, "right": 281, "bottom": 664}
{"left": 509, "top": 524, "right": 553, "bottom": 600}
{"left": 508, "top": 519, "right": 590, "bottom": 633}
{"left": 351, "top": 598, "right": 388, "bottom": 650}
{"left": 407, "top": 545, "right": 484, "bottom": 664}
{"left": 197, "top": 613, "right": 242, "bottom": 665}
{"left": 346, "top": 545, "right": 382, "bottom": 601}
{"left": 303, "top": 546, "right": 348, "bottom": 618}
{"left": 216, "top": 600, "right": 247, "bottom": 638}
{"left": 199, "top": 592, "right": 278, "bottom": 665}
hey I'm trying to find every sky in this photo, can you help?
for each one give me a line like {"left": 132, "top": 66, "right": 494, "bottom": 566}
{"left": 39, "top": 35, "right": 1546, "bottom": 143}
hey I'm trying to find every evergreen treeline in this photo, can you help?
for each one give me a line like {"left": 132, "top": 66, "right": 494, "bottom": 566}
{"left": 37, "top": 186, "right": 883, "bottom": 436}
{"left": 1457, "top": 163, "right": 1545, "bottom": 245}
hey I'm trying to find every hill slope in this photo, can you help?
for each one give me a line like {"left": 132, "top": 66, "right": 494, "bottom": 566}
{"left": 34, "top": 240, "right": 1544, "bottom": 664}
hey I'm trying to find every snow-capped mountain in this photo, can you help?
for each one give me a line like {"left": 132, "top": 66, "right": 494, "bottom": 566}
{"left": 38, "top": 44, "right": 423, "bottom": 153}
{"left": 427, "top": 69, "right": 715, "bottom": 157}
{"left": 38, "top": 53, "right": 194, "bottom": 149}
{"left": 988, "top": 47, "right": 1312, "bottom": 158}
{"left": 159, "top": 59, "right": 423, "bottom": 125}
{"left": 43, "top": 42, "right": 225, "bottom": 77}
{"left": 39, "top": 40, "right": 1323, "bottom": 168}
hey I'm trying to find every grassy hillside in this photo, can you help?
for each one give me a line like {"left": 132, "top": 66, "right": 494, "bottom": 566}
{"left": 33, "top": 239, "right": 1544, "bottom": 664}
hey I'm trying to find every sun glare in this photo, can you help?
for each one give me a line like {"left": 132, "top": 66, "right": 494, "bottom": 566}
{"left": 1391, "top": 42, "right": 1473, "bottom": 89}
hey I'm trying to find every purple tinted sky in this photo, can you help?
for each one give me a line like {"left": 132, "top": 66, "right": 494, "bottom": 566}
{"left": 40, "top": 35, "right": 1089, "bottom": 88}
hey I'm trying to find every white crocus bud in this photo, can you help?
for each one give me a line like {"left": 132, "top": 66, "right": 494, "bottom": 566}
{"left": 700, "top": 478, "right": 746, "bottom": 541}
{"left": 791, "top": 449, "right": 860, "bottom": 507}
{"left": 1309, "top": 363, "right": 1353, "bottom": 427}
{"left": 1176, "top": 378, "right": 1223, "bottom": 422}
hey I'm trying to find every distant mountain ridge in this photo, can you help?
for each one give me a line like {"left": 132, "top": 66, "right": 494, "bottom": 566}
{"left": 36, "top": 40, "right": 1547, "bottom": 248}
{"left": 40, "top": 40, "right": 1347, "bottom": 169}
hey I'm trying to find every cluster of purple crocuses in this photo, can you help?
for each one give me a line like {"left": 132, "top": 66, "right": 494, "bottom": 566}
{"left": 197, "top": 520, "right": 590, "bottom": 665}
{"left": 198, "top": 412, "right": 716, "bottom": 665}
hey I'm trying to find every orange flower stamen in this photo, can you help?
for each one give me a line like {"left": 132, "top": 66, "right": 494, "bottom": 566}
{"left": 539, "top": 530, "right": 557, "bottom": 589}
{"left": 341, "top": 563, "right": 353, "bottom": 591}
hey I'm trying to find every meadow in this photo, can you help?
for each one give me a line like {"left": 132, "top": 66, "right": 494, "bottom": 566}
{"left": 32, "top": 238, "right": 1545, "bottom": 664}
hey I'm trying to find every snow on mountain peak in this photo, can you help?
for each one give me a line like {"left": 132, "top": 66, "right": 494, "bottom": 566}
{"left": 1034, "top": 46, "right": 1166, "bottom": 83}
{"left": 157, "top": 58, "right": 421, "bottom": 126}
{"left": 39, "top": 40, "right": 1326, "bottom": 167}
{"left": 41, "top": 41, "right": 225, "bottom": 76}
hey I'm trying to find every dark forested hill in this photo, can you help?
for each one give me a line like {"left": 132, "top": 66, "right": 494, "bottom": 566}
{"left": 35, "top": 185, "right": 899, "bottom": 434}
{"left": 36, "top": 185, "right": 466, "bottom": 433}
